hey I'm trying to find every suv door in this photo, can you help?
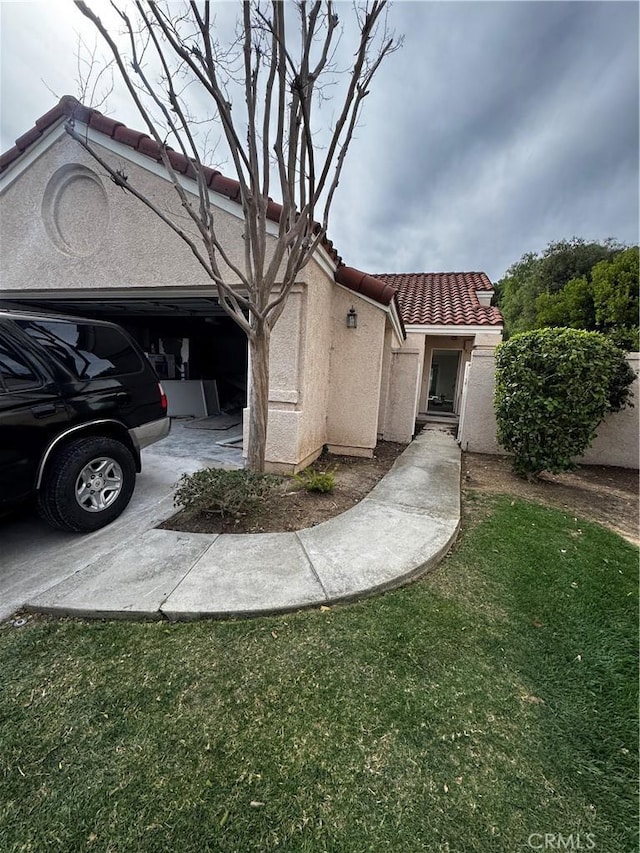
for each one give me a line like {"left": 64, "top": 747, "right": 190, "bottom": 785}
{"left": 0, "top": 328, "right": 69, "bottom": 505}
{"left": 13, "top": 317, "right": 164, "bottom": 431}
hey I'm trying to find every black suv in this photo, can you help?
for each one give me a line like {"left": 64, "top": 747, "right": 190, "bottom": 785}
{"left": 0, "top": 310, "right": 170, "bottom": 532}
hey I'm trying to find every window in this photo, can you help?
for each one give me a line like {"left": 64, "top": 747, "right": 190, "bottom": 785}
{"left": 0, "top": 337, "right": 40, "bottom": 392}
{"left": 17, "top": 319, "right": 142, "bottom": 380}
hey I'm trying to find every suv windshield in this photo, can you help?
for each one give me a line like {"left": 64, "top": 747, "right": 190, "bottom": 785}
{"left": 17, "top": 319, "right": 143, "bottom": 380}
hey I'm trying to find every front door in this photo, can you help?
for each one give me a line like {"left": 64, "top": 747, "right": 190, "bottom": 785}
{"left": 427, "top": 350, "right": 461, "bottom": 415}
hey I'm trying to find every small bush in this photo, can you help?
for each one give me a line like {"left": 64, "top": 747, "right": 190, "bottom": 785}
{"left": 494, "top": 328, "right": 635, "bottom": 478}
{"left": 174, "top": 468, "right": 280, "bottom": 519}
{"left": 295, "top": 468, "right": 337, "bottom": 493}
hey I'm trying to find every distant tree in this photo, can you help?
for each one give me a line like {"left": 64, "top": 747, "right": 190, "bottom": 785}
{"left": 591, "top": 247, "right": 640, "bottom": 351}
{"left": 494, "top": 328, "right": 635, "bottom": 479}
{"left": 535, "top": 275, "right": 595, "bottom": 331}
{"left": 530, "top": 246, "right": 639, "bottom": 350}
{"left": 495, "top": 251, "right": 542, "bottom": 337}
{"left": 496, "top": 238, "right": 620, "bottom": 338}
{"left": 536, "top": 238, "right": 617, "bottom": 294}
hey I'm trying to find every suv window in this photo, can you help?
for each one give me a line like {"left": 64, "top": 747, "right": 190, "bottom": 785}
{"left": 17, "top": 319, "right": 143, "bottom": 380}
{"left": 0, "top": 336, "right": 40, "bottom": 392}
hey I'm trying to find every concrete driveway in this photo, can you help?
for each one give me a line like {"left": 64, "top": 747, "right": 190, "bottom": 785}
{"left": 0, "top": 420, "right": 243, "bottom": 622}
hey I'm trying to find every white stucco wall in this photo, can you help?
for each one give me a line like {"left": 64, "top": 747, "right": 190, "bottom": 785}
{"left": 296, "top": 259, "right": 335, "bottom": 463}
{"left": 254, "top": 284, "right": 308, "bottom": 471}
{"left": 377, "top": 326, "right": 394, "bottom": 436}
{"left": 457, "top": 347, "right": 502, "bottom": 454}
{"left": 326, "top": 287, "right": 387, "bottom": 456}
{"left": 258, "top": 259, "right": 336, "bottom": 473}
{"left": 459, "top": 350, "right": 640, "bottom": 469}
{"left": 0, "top": 132, "right": 246, "bottom": 291}
{"left": 579, "top": 353, "right": 639, "bottom": 468}
{"left": 379, "top": 332, "right": 425, "bottom": 443}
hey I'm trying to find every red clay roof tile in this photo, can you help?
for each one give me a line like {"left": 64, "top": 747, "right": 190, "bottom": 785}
{"left": 164, "top": 148, "right": 188, "bottom": 173}
{"left": 265, "top": 198, "right": 282, "bottom": 220}
{"left": 88, "top": 113, "right": 123, "bottom": 138}
{"left": 374, "top": 272, "right": 503, "bottom": 327}
{"left": 0, "top": 146, "right": 21, "bottom": 170}
{"left": 0, "top": 96, "right": 348, "bottom": 268}
{"left": 34, "top": 102, "right": 69, "bottom": 131}
{"left": 135, "top": 135, "right": 163, "bottom": 160}
{"left": 208, "top": 173, "right": 241, "bottom": 201}
{"left": 59, "top": 96, "right": 93, "bottom": 124}
{"left": 334, "top": 266, "right": 397, "bottom": 307}
{"left": 205, "top": 169, "right": 222, "bottom": 187}
{"left": 14, "top": 126, "right": 42, "bottom": 151}
{"left": 112, "top": 125, "right": 146, "bottom": 148}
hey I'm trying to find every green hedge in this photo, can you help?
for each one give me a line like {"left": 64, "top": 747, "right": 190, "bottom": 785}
{"left": 494, "top": 328, "right": 635, "bottom": 477}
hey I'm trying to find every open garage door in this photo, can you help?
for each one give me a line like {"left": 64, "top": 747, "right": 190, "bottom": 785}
{"left": 0, "top": 293, "right": 248, "bottom": 419}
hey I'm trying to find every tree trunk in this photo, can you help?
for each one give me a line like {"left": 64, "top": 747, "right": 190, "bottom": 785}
{"left": 246, "top": 326, "right": 271, "bottom": 472}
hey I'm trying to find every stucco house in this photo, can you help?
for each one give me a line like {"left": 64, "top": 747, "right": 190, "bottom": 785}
{"left": 0, "top": 97, "right": 503, "bottom": 472}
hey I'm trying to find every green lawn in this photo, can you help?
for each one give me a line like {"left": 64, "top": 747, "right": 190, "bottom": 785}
{"left": 1, "top": 497, "right": 637, "bottom": 853}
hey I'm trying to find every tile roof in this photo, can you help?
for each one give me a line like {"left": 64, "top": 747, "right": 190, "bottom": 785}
{"left": 334, "top": 265, "right": 397, "bottom": 307}
{"left": 374, "top": 272, "right": 503, "bottom": 327}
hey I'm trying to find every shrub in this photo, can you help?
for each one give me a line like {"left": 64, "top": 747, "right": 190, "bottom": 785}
{"left": 174, "top": 468, "right": 280, "bottom": 520}
{"left": 295, "top": 468, "right": 337, "bottom": 493}
{"left": 494, "top": 328, "right": 635, "bottom": 478}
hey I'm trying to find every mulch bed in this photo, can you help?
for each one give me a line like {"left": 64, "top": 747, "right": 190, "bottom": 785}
{"left": 158, "top": 441, "right": 407, "bottom": 535}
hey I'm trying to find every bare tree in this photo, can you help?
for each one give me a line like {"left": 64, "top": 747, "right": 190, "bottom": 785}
{"left": 42, "top": 32, "right": 115, "bottom": 111}
{"left": 70, "top": 0, "right": 400, "bottom": 471}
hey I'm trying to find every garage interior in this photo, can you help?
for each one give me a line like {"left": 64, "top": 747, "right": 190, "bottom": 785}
{"left": 0, "top": 296, "right": 248, "bottom": 424}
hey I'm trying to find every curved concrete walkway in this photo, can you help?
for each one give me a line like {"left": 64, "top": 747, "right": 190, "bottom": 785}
{"left": 26, "top": 428, "right": 460, "bottom": 620}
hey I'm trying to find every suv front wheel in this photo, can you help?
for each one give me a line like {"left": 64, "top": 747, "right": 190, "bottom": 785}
{"left": 37, "top": 436, "right": 136, "bottom": 533}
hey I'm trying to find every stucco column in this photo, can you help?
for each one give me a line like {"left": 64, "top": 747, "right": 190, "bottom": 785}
{"left": 457, "top": 346, "right": 502, "bottom": 454}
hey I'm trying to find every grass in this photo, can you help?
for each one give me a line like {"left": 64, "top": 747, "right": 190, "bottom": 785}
{"left": 0, "top": 496, "right": 637, "bottom": 853}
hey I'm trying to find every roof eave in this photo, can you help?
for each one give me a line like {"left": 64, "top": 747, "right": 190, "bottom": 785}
{"left": 404, "top": 322, "right": 503, "bottom": 335}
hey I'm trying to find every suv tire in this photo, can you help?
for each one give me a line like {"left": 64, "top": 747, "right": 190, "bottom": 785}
{"left": 37, "top": 436, "right": 136, "bottom": 533}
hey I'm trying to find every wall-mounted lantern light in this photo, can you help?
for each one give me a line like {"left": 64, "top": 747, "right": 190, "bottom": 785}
{"left": 346, "top": 306, "right": 358, "bottom": 329}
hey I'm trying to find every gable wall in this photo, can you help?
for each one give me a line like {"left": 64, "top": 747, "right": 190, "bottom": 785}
{"left": 0, "top": 132, "right": 247, "bottom": 291}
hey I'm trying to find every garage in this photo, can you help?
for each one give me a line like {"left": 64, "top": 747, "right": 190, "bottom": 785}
{"left": 1, "top": 97, "right": 410, "bottom": 471}
{"left": 0, "top": 293, "right": 248, "bottom": 422}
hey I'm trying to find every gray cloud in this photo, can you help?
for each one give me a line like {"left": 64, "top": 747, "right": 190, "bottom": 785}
{"left": 1, "top": 1, "right": 637, "bottom": 283}
{"left": 330, "top": 1, "right": 639, "bottom": 280}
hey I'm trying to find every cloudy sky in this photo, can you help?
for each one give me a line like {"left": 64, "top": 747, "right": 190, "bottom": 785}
{"left": 1, "top": 0, "right": 638, "bottom": 283}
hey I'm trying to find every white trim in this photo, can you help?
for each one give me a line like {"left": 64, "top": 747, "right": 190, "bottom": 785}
{"left": 0, "top": 117, "right": 269, "bottom": 228}
{"left": 405, "top": 323, "right": 503, "bottom": 335}
{"left": 388, "top": 299, "right": 406, "bottom": 344}
{"left": 1, "top": 118, "right": 401, "bottom": 343}
{"left": 334, "top": 281, "right": 388, "bottom": 313}
{"left": 0, "top": 121, "right": 67, "bottom": 193}
{"left": 311, "top": 244, "right": 339, "bottom": 279}
{"left": 457, "top": 359, "right": 472, "bottom": 441}
{"left": 0, "top": 286, "right": 231, "bottom": 301}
